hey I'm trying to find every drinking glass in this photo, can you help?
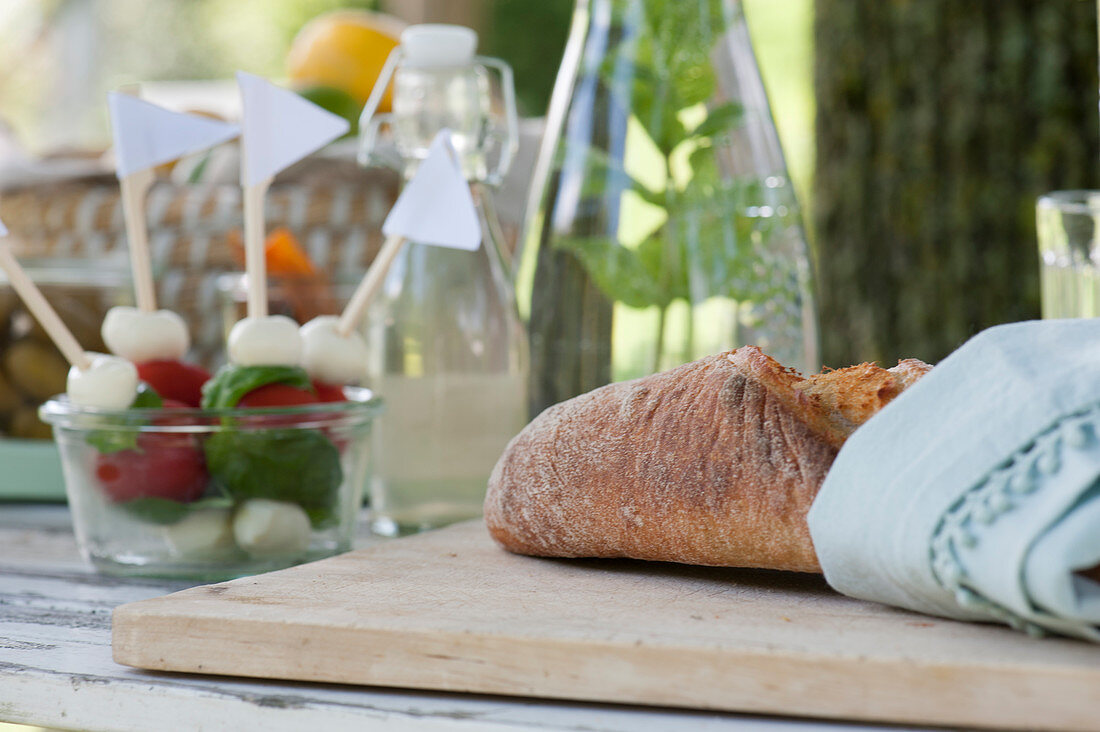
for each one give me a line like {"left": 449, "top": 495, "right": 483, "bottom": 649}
{"left": 1037, "top": 191, "right": 1100, "bottom": 318}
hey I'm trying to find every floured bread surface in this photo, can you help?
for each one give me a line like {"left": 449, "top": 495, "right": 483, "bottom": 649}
{"left": 485, "top": 347, "right": 930, "bottom": 573}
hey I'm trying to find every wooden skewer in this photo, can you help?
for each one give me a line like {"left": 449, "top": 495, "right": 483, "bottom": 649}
{"left": 242, "top": 177, "right": 273, "bottom": 319}
{"left": 118, "top": 166, "right": 157, "bottom": 312}
{"left": 0, "top": 242, "right": 90, "bottom": 370}
{"left": 336, "top": 233, "right": 406, "bottom": 337}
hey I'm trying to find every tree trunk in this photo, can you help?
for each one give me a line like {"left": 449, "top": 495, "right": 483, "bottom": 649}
{"left": 814, "top": 0, "right": 1100, "bottom": 367}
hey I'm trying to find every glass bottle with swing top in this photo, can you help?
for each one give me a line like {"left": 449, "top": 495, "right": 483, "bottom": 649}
{"left": 358, "top": 24, "right": 527, "bottom": 537}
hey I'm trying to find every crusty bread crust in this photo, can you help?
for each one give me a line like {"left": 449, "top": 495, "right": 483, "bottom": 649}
{"left": 796, "top": 358, "right": 933, "bottom": 443}
{"left": 484, "top": 347, "right": 929, "bottom": 573}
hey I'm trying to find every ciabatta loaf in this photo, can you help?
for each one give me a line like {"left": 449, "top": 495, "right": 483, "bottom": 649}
{"left": 484, "top": 347, "right": 930, "bottom": 573}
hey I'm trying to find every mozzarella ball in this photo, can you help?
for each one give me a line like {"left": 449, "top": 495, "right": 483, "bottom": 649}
{"left": 67, "top": 352, "right": 139, "bottom": 410}
{"left": 232, "top": 499, "right": 312, "bottom": 557}
{"left": 102, "top": 306, "right": 190, "bottom": 362}
{"left": 163, "top": 508, "right": 236, "bottom": 559}
{"left": 227, "top": 316, "right": 302, "bottom": 367}
{"left": 299, "top": 316, "right": 368, "bottom": 385}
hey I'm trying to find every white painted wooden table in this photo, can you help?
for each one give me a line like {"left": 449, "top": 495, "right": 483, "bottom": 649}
{"left": 0, "top": 505, "right": 917, "bottom": 732}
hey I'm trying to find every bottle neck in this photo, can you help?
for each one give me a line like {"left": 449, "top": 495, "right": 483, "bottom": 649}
{"left": 576, "top": 0, "right": 743, "bottom": 39}
{"left": 391, "top": 64, "right": 493, "bottom": 184}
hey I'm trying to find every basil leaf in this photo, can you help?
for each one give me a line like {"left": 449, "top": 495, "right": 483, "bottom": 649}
{"left": 131, "top": 382, "right": 164, "bottom": 409}
{"left": 116, "top": 495, "right": 235, "bottom": 526}
{"left": 87, "top": 429, "right": 139, "bottom": 455}
{"left": 116, "top": 496, "right": 191, "bottom": 525}
{"left": 203, "top": 427, "right": 342, "bottom": 528}
{"left": 201, "top": 364, "right": 314, "bottom": 409}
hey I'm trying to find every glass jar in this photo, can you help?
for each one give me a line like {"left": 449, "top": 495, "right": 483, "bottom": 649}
{"left": 518, "top": 0, "right": 819, "bottom": 417}
{"left": 0, "top": 261, "right": 132, "bottom": 501}
{"left": 359, "top": 25, "right": 528, "bottom": 536}
{"left": 0, "top": 262, "right": 131, "bottom": 441}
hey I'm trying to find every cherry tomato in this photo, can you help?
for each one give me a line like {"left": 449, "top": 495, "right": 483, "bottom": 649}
{"left": 95, "top": 433, "right": 208, "bottom": 503}
{"left": 237, "top": 383, "right": 320, "bottom": 408}
{"left": 311, "top": 380, "right": 348, "bottom": 403}
{"left": 237, "top": 382, "right": 351, "bottom": 453}
{"left": 136, "top": 360, "right": 211, "bottom": 408}
{"left": 235, "top": 383, "right": 321, "bottom": 430}
{"left": 308, "top": 381, "right": 351, "bottom": 452}
{"left": 152, "top": 399, "right": 204, "bottom": 429}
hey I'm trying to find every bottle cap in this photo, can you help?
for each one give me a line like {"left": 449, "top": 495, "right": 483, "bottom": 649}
{"left": 401, "top": 24, "right": 477, "bottom": 68}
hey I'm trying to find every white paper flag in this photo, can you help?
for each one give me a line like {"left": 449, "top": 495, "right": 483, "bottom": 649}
{"left": 382, "top": 131, "right": 481, "bottom": 251}
{"left": 237, "top": 71, "right": 350, "bottom": 187}
{"left": 108, "top": 92, "right": 239, "bottom": 179}
{"left": 0, "top": 218, "right": 7, "bottom": 237}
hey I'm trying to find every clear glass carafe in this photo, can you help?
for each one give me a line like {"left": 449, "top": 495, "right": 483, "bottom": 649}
{"left": 359, "top": 25, "right": 527, "bottom": 536}
{"left": 518, "top": 0, "right": 818, "bottom": 417}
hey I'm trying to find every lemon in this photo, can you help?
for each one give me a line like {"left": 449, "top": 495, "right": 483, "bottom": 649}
{"left": 287, "top": 10, "right": 405, "bottom": 113}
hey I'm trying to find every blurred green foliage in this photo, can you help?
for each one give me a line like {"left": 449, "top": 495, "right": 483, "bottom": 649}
{"left": 814, "top": 0, "right": 1100, "bottom": 367}
{"left": 108, "top": 0, "right": 380, "bottom": 83}
{"left": 481, "top": 0, "right": 572, "bottom": 115}
{"left": 1, "top": 0, "right": 811, "bottom": 172}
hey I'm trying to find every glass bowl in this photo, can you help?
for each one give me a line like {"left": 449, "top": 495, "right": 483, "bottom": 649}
{"left": 40, "top": 387, "right": 382, "bottom": 580}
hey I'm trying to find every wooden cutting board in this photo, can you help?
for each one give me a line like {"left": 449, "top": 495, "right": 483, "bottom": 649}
{"left": 113, "top": 520, "right": 1100, "bottom": 731}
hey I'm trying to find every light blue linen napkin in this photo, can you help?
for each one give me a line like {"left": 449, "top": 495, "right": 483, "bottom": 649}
{"left": 807, "top": 319, "right": 1100, "bottom": 640}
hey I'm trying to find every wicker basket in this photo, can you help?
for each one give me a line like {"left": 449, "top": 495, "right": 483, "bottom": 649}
{"left": 1, "top": 170, "right": 401, "bottom": 365}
